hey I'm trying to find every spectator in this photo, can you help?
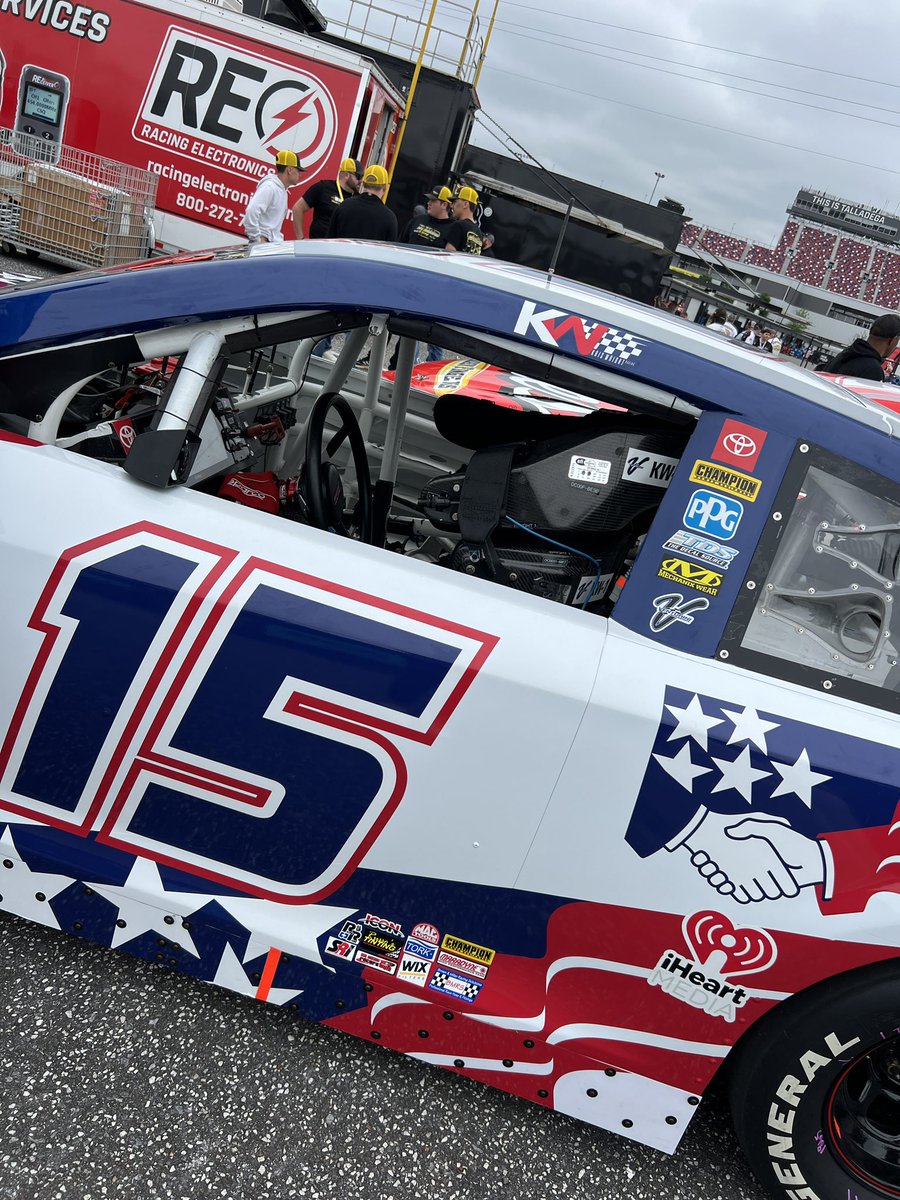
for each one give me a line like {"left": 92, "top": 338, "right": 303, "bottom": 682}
{"left": 328, "top": 164, "right": 398, "bottom": 241}
{"left": 706, "top": 308, "right": 737, "bottom": 337}
{"left": 445, "top": 187, "right": 482, "bottom": 254}
{"left": 815, "top": 313, "right": 900, "bottom": 381}
{"left": 292, "top": 158, "right": 361, "bottom": 239}
{"left": 402, "top": 184, "right": 452, "bottom": 247}
{"left": 242, "top": 150, "right": 301, "bottom": 244}
{"left": 481, "top": 232, "right": 496, "bottom": 258}
{"left": 737, "top": 322, "right": 761, "bottom": 347}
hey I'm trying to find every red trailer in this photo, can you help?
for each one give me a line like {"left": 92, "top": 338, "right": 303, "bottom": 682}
{"left": 0, "top": 0, "right": 404, "bottom": 253}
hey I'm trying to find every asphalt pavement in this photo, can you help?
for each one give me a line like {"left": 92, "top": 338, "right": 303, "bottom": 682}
{"left": 0, "top": 912, "right": 766, "bottom": 1200}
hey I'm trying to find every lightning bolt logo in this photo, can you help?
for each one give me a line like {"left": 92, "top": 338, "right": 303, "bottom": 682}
{"left": 266, "top": 90, "right": 320, "bottom": 147}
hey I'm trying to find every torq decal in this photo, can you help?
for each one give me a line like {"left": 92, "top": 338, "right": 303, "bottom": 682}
{"left": 0, "top": 524, "right": 495, "bottom": 902}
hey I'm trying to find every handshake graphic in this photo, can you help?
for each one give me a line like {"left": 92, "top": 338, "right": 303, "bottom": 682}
{"left": 669, "top": 809, "right": 827, "bottom": 904}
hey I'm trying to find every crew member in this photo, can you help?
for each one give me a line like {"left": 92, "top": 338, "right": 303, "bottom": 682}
{"left": 292, "top": 158, "right": 361, "bottom": 239}
{"left": 402, "top": 185, "right": 452, "bottom": 247}
{"left": 328, "top": 164, "right": 398, "bottom": 241}
{"left": 242, "top": 150, "right": 301, "bottom": 244}
{"left": 816, "top": 313, "right": 900, "bottom": 381}
{"left": 445, "top": 186, "right": 482, "bottom": 254}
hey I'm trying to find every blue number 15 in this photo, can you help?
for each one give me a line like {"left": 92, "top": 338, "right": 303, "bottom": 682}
{"left": 0, "top": 522, "right": 496, "bottom": 902}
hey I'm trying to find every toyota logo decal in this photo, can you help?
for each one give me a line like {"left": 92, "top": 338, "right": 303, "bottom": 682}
{"left": 722, "top": 432, "right": 757, "bottom": 457}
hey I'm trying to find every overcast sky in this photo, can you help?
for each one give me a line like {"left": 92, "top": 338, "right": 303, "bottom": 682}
{"left": 318, "top": 0, "right": 900, "bottom": 246}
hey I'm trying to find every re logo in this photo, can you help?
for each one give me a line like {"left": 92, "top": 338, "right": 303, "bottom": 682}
{"left": 135, "top": 27, "right": 338, "bottom": 178}
{"left": 683, "top": 489, "right": 743, "bottom": 541}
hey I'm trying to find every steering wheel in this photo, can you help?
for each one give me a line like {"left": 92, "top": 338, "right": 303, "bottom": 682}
{"left": 302, "top": 392, "right": 374, "bottom": 543}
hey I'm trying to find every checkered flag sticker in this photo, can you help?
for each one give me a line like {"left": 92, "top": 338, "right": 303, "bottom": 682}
{"left": 432, "top": 970, "right": 481, "bottom": 1000}
{"left": 593, "top": 328, "right": 644, "bottom": 363}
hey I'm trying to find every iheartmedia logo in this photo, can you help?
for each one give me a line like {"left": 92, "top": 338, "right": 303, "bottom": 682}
{"left": 134, "top": 27, "right": 338, "bottom": 179}
{"left": 647, "top": 911, "right": 777, "bottom": 1022}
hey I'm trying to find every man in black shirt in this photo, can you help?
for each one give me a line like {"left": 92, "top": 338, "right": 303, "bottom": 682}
{"left": 816, "top": 313, "right": 900, "bottom": 381}
{"left": 328, "top": 164, "right": 398, "bottom": 241}
{"left": 292, "top": 158, "right": 361, "bottom": 239}
{"left": 402, "top": 185, "right": 452, "bottom": 247}
{"left": 445, "top": 186, "right": 482, "bottom": 254}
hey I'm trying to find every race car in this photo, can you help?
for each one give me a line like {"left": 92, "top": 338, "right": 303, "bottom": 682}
{"left": 3, "top": 240, "right": 900, "bottom": 1200}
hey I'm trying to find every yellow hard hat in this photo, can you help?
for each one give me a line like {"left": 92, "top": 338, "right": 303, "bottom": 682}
{"left": 275, "top": 149, "right": 299, "bottom": 168}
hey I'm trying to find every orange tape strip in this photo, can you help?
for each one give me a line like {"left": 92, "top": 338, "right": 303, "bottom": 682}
{"left": 255, "top": 947, "right": 282, "bottom": 1002}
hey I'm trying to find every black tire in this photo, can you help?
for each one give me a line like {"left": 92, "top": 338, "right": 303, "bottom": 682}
{"left": 729, "top": 957, "right": 900, "bottom": 1200}
{"left": 24, "top": 248, "right": 40, "bottom": 260}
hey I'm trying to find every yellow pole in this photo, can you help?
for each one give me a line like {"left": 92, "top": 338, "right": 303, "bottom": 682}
{"left": 472, "top": 0, "right": 500, "bottom": 90}
{"left": 386, "top": 0, "right": 439, "bottom": 196}
{"left": 457, "top": 0, "right": 480, "bottom": 78}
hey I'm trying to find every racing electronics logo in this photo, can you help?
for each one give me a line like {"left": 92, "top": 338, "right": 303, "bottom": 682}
{"left": 135, "top": 27, "right": 338, "bottom": 179}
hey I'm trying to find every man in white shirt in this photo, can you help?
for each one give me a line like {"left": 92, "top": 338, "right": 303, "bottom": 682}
{"left": 706, "top": 308, "right": 738, "bottom": 337}
{"left": 243, "top": 150, "right": 301, "bottom": 244}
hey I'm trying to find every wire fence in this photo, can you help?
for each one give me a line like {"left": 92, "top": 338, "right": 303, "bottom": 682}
{"left": 0, "top": 129, "right": 157, "bottom": 269}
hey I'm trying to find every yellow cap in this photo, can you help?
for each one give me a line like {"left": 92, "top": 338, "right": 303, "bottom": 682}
{"left": 275, "top": 149, "right": 299, "bottom": 168}
{"left": 339, "top": 158, "right": 361, "bottom": 174}
{"left": 362, "top": 164, "right": 389, "bottom": 186}
{"left": 426, "top": 185, "right": 453, "bottom": 203}
{"left": 456, "top": 185, "right": 479, "bottom": 205}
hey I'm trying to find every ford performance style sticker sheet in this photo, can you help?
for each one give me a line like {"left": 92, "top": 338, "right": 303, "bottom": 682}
{"left": 616, "top": 415, "right": 794, "bottom": 655}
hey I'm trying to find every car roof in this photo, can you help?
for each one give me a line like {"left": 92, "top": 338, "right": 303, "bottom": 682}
{"left": 0, "top": 241, "right": 897, "bottom": 451}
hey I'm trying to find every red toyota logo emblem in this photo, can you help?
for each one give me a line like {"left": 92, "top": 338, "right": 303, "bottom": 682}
{"left": 722, "top": 431, "right": 757, "bottom": 457}
{"left": 115, "top": 422, "right": 136, "bottom": 450}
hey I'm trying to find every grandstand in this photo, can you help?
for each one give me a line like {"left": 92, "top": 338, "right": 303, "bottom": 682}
{"left": 676, "top": 189, "right": 900, "bottom": 340}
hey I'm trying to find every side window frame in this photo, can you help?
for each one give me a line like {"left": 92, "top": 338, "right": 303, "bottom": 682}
{"left": 718, "top": 441, "right": 900, "bottom": 714}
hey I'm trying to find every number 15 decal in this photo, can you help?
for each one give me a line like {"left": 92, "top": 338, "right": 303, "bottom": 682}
{"left": 0, "top": 523, "right": 497, "bottom": 902}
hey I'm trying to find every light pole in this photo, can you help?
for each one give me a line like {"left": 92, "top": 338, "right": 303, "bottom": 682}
{"left": 648, "top": 170, "right": 665, "bottom": 204}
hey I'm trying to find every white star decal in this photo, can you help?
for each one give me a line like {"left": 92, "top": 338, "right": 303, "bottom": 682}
{"left": 0, "top": 824, "right": 73, "bottom": 929}
{"left": 665, "top": 694, "right": 724, "bottom": 752}
{"left": 710, "top": 745, "right": 771, "bottom": 804}
{"left": 210, "top": 942, "right": 303, "bottom": 1006}
{"left": 654, "top": 743, "right": 713, "bottom": 792}
{"left": 721, "top": 706, "right": 780, "bottom": 754}
{"left": 771, "top": 749, "right": 832, "bottom": 808}
{"left": 90, "top": 856, "right": 209, "bottom": 954}
{"left": 215, "top": 896, "right": 357, "bottom": 969}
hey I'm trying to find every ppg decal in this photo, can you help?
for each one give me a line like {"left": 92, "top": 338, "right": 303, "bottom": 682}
{"left": 135, "top": 27, "right": 338, "bottom": 179}
{"left": 683, "top": 489, "right": 743, "bottom": 541}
